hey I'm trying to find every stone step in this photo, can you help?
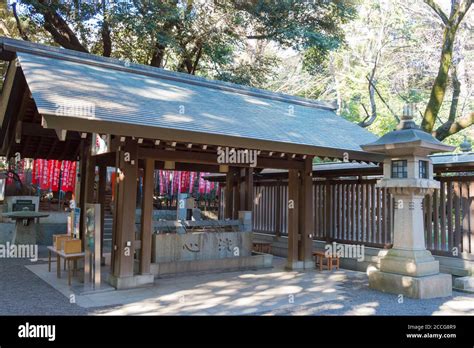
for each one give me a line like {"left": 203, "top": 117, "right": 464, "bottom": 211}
{"left": 440, "top": 265, "right": 471, "bottom": 277}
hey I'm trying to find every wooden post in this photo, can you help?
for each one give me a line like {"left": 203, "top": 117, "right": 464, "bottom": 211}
{"left": 233, "top": 169, "right": 240, "bottom": 219}
{"left": 300, "top": 156, "right": 314, "bottom": 265}
{"left": 224, "top": 168, "right": 234, "bottom": 219}
{"left": 80, "top": 143, "right": 95, "bottom": 241}
{"left": 239, "top": 168, "right": 246, "bottom": 211}
{"left": 244, "top": 167, "right": 254, "bottom": 211}
{"left": 85, "top": 153, "right": 96, "bottom": 204}
{"left": 112, "top": 140, "right": 138, "bottom": 278}
{"left": 98, "top": 164, "right": 106, "bottom": 260}
{"left": 140, "top": 158, "right": 154, "bottom": 275}
{"left": 287, "top": 168, "right": 299, "bottom": 269}
{"left": 78, "top": 140, "right": 88, "bottom": 240}
{"left": 275, "top": 180, "right": 282, "bottom": 237}
{"left": 325, "top": 180, "right": 332, "bottom": 242}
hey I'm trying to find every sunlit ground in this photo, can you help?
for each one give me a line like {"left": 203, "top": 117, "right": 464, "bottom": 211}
{"left": 79, "top": 258, "right": 474, "bottom": 316}
{"left": 10, "top": 253, "right": 474, "bottom": 316}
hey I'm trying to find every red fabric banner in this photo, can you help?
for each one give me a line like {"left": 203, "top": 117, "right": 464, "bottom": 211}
{"left": 60, "top": 161, "right": 70, "bottom": 192}
{"left": 32, "top": 160, "right": 37, "bottom": 185}
{"left": 39, "top": 160, "right": 49, "bottom": 190}
{"left": 51, "top": 160, "right": 61, "bottom": 192}
{"left": 69, "top": 161, "right": 77, "bottom": 192}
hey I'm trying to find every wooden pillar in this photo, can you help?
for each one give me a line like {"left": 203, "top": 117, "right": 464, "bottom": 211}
{"left": 140, "top": 158, "right": 154, "bottom": 275}
{"left": 78, "top": 141, "right": 88, "bottom": 240}
{"left": 112, "top": 140, "right": 138, "bottom": 278}
{"left": 287, "top": 169, "right": 299, "bottom": 269}
{"left": 98, "top": 164, "right": 107, "bottom": 260}
{"left": 244, "top": 167, "right": 254, "bottom": 211}
{"left": 224, "top": 168, "right": 234, "bottom": 219}
{"left": 300, "top": 156, "right": 314, "bottom": 265}
{"left": 233, "top": 170, "right": 240, "bottom": 219}
{"left": 239, "top": 168, "right": 246, "bottom": 211}
{"left": 83, "top": 141, "right": 96, "bottom": 207}
{"left": 275, "top": 179, "right": 282, "bottom": 237}
{"left": 325, "top": 179, "right": 332, "bottom": 243}
{"left": 79, "top": 142, "right": 95, "bottom": 240}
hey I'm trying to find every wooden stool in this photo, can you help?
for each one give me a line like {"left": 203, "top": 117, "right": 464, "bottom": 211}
{"left": 313, "top": 251, "right": 340, "bottom": 271}
{"left": 253, "top": 241, "right": 272, "bottom": 254}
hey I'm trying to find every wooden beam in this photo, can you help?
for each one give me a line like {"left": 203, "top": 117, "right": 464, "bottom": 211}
{"left": 46, "top": 138, "right": 58, "bottom": 159}
{"left": 137, "top": 147, "right": 304, "bottom": 170}
{"left": 0, "top": 48, "right": 16, "bottom": 61}
{"left": 54, "top": 129, "right": 67, "bottom": 141}
{"left": 20, "top": 122, "right": 80, "bottom": 139}
{"left": 5, "top": 88, "right": 29, "bottom": 159}
{"left": 45, "top": 114, "right": 384, "bottom": 163}
{"left": 94, "top": 151, "right": 116, "bottom": 167}
{"left": 153, "top": 161, "right": 220, "bottom": 173}
{"left": 140, "top": 158, "right": 154, "bottom": 275}
{"left": 59, "top": 139, "right": 71, "bottom": 160}
{"left": 0, "top": 61, "right": 19, "bottom": 148}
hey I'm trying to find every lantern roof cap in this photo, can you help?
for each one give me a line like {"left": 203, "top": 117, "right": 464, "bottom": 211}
{"left": 361, "top": 105, "right": 455, "bottom": 155}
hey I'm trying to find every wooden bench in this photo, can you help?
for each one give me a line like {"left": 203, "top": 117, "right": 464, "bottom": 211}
{"left": 313, "top": 251, "right": 339, "bottom": 271}
{"left": 48, "top": 246, "right": 85, "bottom": 286}
{"left": 253, "top": 241, "right": 272, "bottom": 254}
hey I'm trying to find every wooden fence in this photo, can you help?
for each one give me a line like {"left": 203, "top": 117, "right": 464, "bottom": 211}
{"left": 249, "top": 176, "right": 474, "bottom": 257}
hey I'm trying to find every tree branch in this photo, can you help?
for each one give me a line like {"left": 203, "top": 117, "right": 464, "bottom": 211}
{"left": 448, "top": 62, "right": 461, "bottom": 122}
{"left": 101, "top": 0, "right": 111, "bottom": 57}
{"left": 434, "top": 112, "right": 474, "bottom": 140}
{"left": 35, "top": 0, "right": 88, "bottom": 52}
{"left": 424, "top": 0, "right": 449, "bottom": 25}
{"left": 365, "top": 75, "right": 400, "bottom": 123}
{"left": 11, "top": 3, "right": 29, "bottom": 41}
{"left": 358, "top": 103, "right": 377, "bottom": 127}
{"left": 451, "top": 0, "right": 473, "bottom": 28}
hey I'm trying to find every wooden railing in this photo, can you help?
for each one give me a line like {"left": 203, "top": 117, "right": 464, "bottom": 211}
{"left": 427, "top": 176, "right": 474, "bottom": 256}
{"left": 250, "top": 176, "right": 474, "bottom": 258}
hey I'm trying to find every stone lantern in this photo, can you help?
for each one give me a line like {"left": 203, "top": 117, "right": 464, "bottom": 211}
{"left": 361, "top": 105, "right": 455, "bottom": 299}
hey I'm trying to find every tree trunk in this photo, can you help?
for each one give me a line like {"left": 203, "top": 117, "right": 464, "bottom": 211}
{"left": 421, "top": 24, "right": 456, "bottom": 133}
{"left": 35, "top": 0, "right": 88, "bottom": 52}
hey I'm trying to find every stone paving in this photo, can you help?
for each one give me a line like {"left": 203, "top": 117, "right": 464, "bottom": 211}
{"left": 2, "top": 246, "right": 474, "bottom": 315}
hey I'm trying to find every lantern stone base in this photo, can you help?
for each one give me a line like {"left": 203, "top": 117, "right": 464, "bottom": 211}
{"left": 368, "top": 269, "right": 452, "bottom": 299}
{"left": 368, "top": 248, "right": 452, "bottom": 299}
{"left": 379, "top": 248, "right": 440, "bottom": 277}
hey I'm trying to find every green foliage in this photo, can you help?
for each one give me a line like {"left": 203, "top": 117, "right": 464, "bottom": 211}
{"left": 7, "top": 0, "right": 356, "bottom": 87}
{"left": 2, "top": 0, "right": 471, "bottom": 145}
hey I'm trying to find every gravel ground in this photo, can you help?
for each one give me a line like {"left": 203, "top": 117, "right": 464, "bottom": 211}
{"left": 259, "top": 272, "right": 474, "bottom": 315}
{"left": 0, "top": 246, "right": 91, "bottom": 315}
{"left": 2, "top": 247, "right": 474, "bottom": 316}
